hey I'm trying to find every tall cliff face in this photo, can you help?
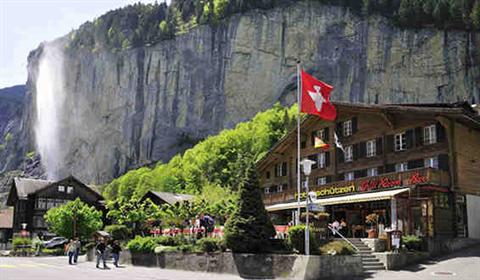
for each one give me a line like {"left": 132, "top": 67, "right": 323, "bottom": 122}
{"left": 23, "top": 2, "right": 480, "bottom": 184}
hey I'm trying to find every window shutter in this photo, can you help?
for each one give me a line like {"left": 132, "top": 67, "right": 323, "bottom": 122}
{"left": 359, "top": 142, "right": 367, "bottom": 158}
{"left": 406, "top": 129, "right": 414, "bottom": 149}
{"left": 337, "top": 173, "right": 345, "bottom": 181}
{"left": 438, "top": 154, "right": 449, "bottom": 171}
{"left": 338, "top": 149, "right": 345, "bottom": 163}
{"left": 376, "top": 137, "right": 383, "bottom": 155}
{"left": 353, "top": 143, "right": 359, "bottom": 160}
{"left": 325, "top": 152, "right": 330, "bottom": 167}
{"left": 352, "top": 117, "right": 358, "bottom": 134}
{"left": 308, "top": 154, "right": 318, "bottom": 169}
{"left": 436, "top": 123, "right": 446, "bottom": 142}
{"left": 408, "top": 159, "right": 424, "bottom": 170}
{"left": 326, "top": 175, "right": 332, "bottom": 183}
{"left": 415, "top": 127, "right": 423, "bottom": 147}
{"left": 355, "top": 169, "right": 367, "bottom": 178}
{"left": 335, "top": 122, "right": 342, "bottom": 136}
{"left": 274, "top": 164, "right": 278, "bottom": 177}
{"left": 282, "top": 162, "right": 287, "bottom": 176}
{"left": 385, "top": 164, "right": 395, "bottom": 173}
{"left": 324, "top": 127, "right": 330, "bottom": 142}
{"left": 386, "top": 135, "right": 394, "bottom": 152}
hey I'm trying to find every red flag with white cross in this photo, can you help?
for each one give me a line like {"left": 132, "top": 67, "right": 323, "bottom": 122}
{"left": 300, "top": 70, "right": 337, "bottom": 121}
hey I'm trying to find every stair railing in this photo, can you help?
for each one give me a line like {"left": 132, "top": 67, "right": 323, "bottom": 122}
{"left": 327, "top": 225, "right": 360, "bottom": 252}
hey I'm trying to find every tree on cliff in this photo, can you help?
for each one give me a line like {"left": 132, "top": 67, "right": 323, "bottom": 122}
{"left": 224, "top": 165, "right": 275, "bottom": 253}
{"left": 44, "top": 198, "right": 102, "bottom": 240}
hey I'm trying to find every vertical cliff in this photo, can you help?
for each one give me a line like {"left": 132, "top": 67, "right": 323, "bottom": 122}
{"left": 20, "top": 1, "right": 480, "bottom": 184}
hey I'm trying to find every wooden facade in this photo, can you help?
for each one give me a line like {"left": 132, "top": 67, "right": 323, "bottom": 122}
{"left": 6, "top": 176, "right": 104, "bottom": 236}
{"left": 257, "top": 102, "right": 480, "bottom": 238}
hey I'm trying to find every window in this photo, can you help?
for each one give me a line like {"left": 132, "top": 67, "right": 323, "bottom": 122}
{"left": 35, "top": 198, "right": 47, "bottom": 210}
{"left": 367, "top": 167, "right": 378, "bottom": 177}
{"left": 424, "top": 157, "right": 439, "bottom": 169}
{"left": 345, "top": 172, "right": 355, "bottom": 181}
{"left": 318, "top": 153, "right": 326, "bottom": 168}
{"left": 366, "top": 139, "right": 376, "bottom": 157}
{"left": 264, "top": 187, "right": 270, "bottom": 194}
{"left": 395, "top": 132, "right": 407, "bottom": 151}
{"left": 46, "top": 199, "right": 55, "bottom": 209}
{"left": 344, "top": 145, "right": 353, "bottom": 162}
{"left": 343, "top": 120, "right": 353, "bottom": 137}
{"left": 317, "top": 177, "right": 327, "bottom": 186}
{"left": 277, "top": 185, "right": 283, "bottom": 193}
{"left": 275, "top": 163, "right": 287, "bottom": 177}
{"left": 266, "top": 171, "right": 270, "bottom": 179}
{"left": 395, "top": 162, "right": 408, "bottom": 172}
{"left": 58, "top": 185, "right": 65, "bottom": 192}
{"left": 67, "top": 186, "right": 74, "bottom": 194}
{"left": 424, "top": 125, "right": 437, "bottom": 145}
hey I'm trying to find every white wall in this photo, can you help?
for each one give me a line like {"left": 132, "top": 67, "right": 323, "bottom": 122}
{"left": 466, "top": 194, "right": 480, "bottom": 238}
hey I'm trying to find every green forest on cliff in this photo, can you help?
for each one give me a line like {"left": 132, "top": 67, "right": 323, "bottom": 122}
{"left": 69, "top": 0, "right": 480, "bottom": 52}
{"left": 103, "top": 104, "right": 297, "bottom": 201}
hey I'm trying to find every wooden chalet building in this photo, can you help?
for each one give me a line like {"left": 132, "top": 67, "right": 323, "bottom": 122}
{"left": 257, "top": 102, "right": 480, "bottom": 239}
{"left": 6, "top": 176, "right": 105, "bottom": 236}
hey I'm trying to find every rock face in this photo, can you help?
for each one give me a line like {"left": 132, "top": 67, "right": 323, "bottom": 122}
{"left": 0, "top": 85, "right": 28, "bottom": 174}
{"left": 14, "top": 2, "right": 480, "bottom": 183}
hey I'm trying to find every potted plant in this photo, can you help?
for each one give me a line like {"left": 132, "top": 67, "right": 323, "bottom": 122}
{"left": 365, "top": 213, "right": 379, "bottom": 238}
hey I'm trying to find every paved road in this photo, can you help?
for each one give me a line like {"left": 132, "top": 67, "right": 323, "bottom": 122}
{"left": 1, "top": 245, "right": 479, "bottom": 280}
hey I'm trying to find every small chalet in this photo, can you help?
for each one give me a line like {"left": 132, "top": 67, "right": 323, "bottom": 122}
{"left": 140, "top": 191, "right": 195, "bottom": 206}
{"left": 6, "top": 176, "right": 104, "bottom": 236}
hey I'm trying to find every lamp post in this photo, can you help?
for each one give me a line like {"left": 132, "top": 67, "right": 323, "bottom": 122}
{"left": 300, "top": 159, "right": 315, "bottom": 255}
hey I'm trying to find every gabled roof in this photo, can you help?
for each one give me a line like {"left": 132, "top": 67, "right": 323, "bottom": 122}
{"left": 142, "top": 191, "right": 195, "bottom": 205}
{"left": 13, "top": 177, "right": 53, "bottom": 199}
{"left": 256, "top": 102, "right": 480, "bottom": 170}
{"left": 0, "top": 208, "right": 13, "bottom": 229}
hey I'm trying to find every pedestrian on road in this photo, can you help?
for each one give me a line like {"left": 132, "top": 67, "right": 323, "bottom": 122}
{"left": 73, "top": 237, "right": 81, "bottom": 264}
{"left": 95, "top": 239, "right": 109, "bottom": 269}
{"left": 111, "top": 240, "right": 122, "bottom": 267}
{"left": 66, "top": 239, "right": 77, "bottom": 265}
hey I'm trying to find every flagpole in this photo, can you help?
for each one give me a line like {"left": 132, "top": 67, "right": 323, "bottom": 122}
{"left": 296, "top": 61, "right": 301, "bottom": 226}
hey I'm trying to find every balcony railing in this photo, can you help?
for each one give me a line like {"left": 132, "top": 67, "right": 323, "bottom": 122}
{"left": 263, "top": 168, "right": 450, "bottom": 206}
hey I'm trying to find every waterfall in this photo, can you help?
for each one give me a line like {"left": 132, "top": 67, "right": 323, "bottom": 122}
{"left": 34, "top": 43, "right": 66, "bottom": 180}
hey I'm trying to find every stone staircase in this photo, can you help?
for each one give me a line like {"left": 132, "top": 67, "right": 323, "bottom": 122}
{"left": 347, "top": 238, "right": 385, "bottom": 272}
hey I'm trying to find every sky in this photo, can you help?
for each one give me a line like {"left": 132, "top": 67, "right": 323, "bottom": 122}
{"left": 0, "top": 0, "right": 171, "bottom": 88}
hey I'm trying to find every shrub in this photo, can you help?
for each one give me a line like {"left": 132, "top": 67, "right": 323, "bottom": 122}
{"left": 224, "top": 167, "right": 275, "bottom": 253}
{"left": 196, "top": 237, "right": 220, "bottom": 253}
{"left": 126, "top": 236, "right": 158, "bottom": 253}
{"left": 12, "top": 237, "right": 32, "bottom": 249}
{"left": 104, "top": 224, "right": 131, "bottom": 241}
{"left": 156, "top": 235, "right": 177, "bottom": 246}
{"left": 287, "top": 225, "right": 319, "bottom": 254}
{"left": 319, "top": 241, "right": 355, "bottom": 256}
{"left": 402, "top": 235, "right": 422, "bottom": 251}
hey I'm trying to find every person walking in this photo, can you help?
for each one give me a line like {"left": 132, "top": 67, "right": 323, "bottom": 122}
{"left": 73, "top": 237, "right": 81, "bottom": 264}
{"left": 111, "top": 240, "right": 122, "bottom": 267}
{"left": 95, "top": 239, "right": 109, "bottom": 269}
{"left": 66, "top": 239, "right": 77, "bottom": 265}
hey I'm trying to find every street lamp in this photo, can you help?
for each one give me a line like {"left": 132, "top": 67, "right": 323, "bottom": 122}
{"left": 300, "top": 158, "right": 315, "bottom": 255}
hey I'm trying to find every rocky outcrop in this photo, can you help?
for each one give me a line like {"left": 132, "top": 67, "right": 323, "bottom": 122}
{"left": 15, "top": 2, "right": 480, "bottom": 183}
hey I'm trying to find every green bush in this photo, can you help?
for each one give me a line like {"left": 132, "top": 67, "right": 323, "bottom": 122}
{"left": 104, "top": 224, "right": 131, "bottom": 241}
{"left": 42, "top": 248, "right": 65, "bottom": 256}
{"left": 402, "top": 235, "right": 422, "bottom": 251}
{"left": 196, "top": 237, "right": 220, "bottom": 252}
{"left": 126, "top": 236, "right": 158, "bottom": 253}
{"left": 12, "top": 237, "right": 32, "bottom": 249}
{"left": 287, "top": 225, "right": 320, "bottom": 254}
{"left": 319, "top": 241, "right": 355, "bottom": 256}
{"left": 154, "top": 245, "right": 178, "bottom": 253}
{"left": 157, "top": 235, "right": 178, "bottom": 246}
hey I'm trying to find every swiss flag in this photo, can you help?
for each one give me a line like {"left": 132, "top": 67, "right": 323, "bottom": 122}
{"left": 301, "top": 70, "right": 337, "bottom": 121}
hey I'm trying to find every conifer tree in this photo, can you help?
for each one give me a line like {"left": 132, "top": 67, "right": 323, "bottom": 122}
{"left": 224, "top": 165, "right": 275, "bottom": 253}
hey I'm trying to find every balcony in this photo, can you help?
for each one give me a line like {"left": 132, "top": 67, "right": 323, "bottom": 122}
{"left": 263, "top": 168, "right": 450, "bottom": 206}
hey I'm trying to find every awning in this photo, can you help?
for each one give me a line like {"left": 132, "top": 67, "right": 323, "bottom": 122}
{"left": 265, "top": 188, "right": 410, "bottom": 212}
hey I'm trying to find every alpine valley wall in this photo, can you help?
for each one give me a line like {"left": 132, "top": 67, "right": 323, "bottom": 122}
{"left": 17, "top": 1, "right": 480, "bottom": 184}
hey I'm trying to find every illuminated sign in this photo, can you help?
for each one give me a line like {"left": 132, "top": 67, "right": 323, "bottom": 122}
{"left": 359, "top": 177, "right": 401, "bottom": 192}
{"left": 298, "top": 185, "right": 355, "bottom": 199}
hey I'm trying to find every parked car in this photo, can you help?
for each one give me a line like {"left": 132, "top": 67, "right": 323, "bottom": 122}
{"left": 43, "top": 237, "right": 68, "bottom": 249}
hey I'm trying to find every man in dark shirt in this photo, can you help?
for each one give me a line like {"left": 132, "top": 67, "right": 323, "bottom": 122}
{"left": 95, "top": 239, "right": 109, "bottom": 269}
{"left": 111, "top": 240, "right": 122, "bottom": 267}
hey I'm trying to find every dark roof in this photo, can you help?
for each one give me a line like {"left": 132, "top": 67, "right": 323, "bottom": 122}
{"left": 143, "top": 191, "right": 195, "bottom": 205}
{"left": 13, "top": 177, "right": 53, "bottom": 199}
{"left": 256, "top": 101, "right": 480, "bottom": 170}
{"left": 0, "top": 208, "right": 13, "bottom": 229}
